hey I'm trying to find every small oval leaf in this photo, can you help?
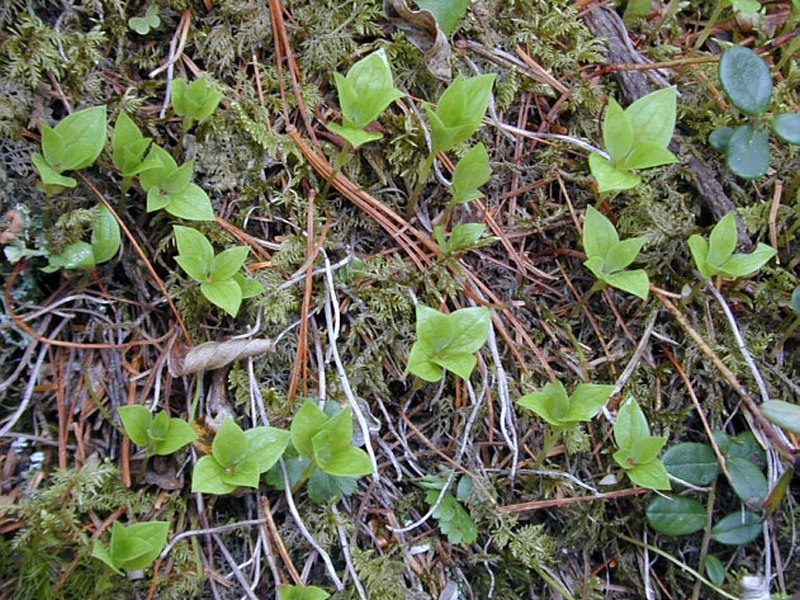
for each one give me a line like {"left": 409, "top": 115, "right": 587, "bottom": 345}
{"left": 719, "top": 46, "right": 772, "bottom": 116}
{"left": 761, "top": 400, "right": 800, "bottom": 434}
{"left": 726, "top": 125, "right": 769, "bottom": 179}
{"left": 662, "top": 442, "right": 719, "bottom": 486}
{"left": 771, "top": 113, "right": 800, "bottom": 145}
{"left": 646, "top": 495, "right": 707, "bottom": 536}
{"left": 710, "top": 510, "right": 761, "bottom": 545}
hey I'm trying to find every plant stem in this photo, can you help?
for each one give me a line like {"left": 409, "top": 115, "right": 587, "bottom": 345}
{"left": 571, "top": 280, "right": 605, "bottom": 318}
{"left": 533, "top": 427, "right": 562, "bottom": 469}
{"left": 407, "top": 151, "right": 435, "bottom": 217}
{"left": 318, "top": 142, "right": 352, "bottom": 203}
{"left": 694, "top": 1, "right": 724, "bottom": 50}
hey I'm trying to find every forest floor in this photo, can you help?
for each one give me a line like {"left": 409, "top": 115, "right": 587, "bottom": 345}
{"left": 1, "top": 1, "right": 799, "bottom": 598}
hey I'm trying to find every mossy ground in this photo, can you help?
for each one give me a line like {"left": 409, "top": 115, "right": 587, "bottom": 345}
{"left": 0, "top": 1, "right": 798, "bottom": 598}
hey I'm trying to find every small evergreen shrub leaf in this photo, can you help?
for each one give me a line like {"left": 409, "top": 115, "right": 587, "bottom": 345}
{"left": 91, "top": 204, "right": 121, "bottom": 264}
{"left": 450, "top": 142, "right": 491, "bottom": 204}
{"left": 646, "top": 495, "right": 707, "bottom": 536}
{"left": 709, "top": 126, "right": 734, "bottom": 152}
{"left": 415, "top": 0, "right": 469, "bottom": 35}
{"left": 711, "top": 510, "right": 761, "bottom": 545}
{"left": 771, "top": 112, "right": 800, "bottom": 144}
{"left": 427, "top": 74, "right": 496, "bottom": 153}
{"left": 662, "top": 442, "right": 719, "bottom": 485}
{"left": 704, "top": 555, "right": 726, "bottom": 586}
{"left": 728, "top": 456, "right": 768, "bottom": 506}
{"left": 761, "top": 400, "right": 800, "bottom": 433}
{"left": 407, "top": 305, "right": 491, "bottom": 381}
{"left": 719, "top": 46, "right": 772, "bottom": 116}
{"left": 725, "top": 125, "right": 770, "bottom": 179}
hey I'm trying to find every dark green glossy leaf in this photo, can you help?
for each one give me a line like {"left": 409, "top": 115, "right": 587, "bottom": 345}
{"left": 725, "top": 125, "right": 770, "bottom": 179}
{"left": 662, "top": 442, "right": 719, "bottom": 486}
{"left": 761, "top": 400, "right": 800, "bottom": 434}
{"left": 704, "top": 555, "right": 726, "bottom": 585}
{"left": 727, "top": 456, "right": 768, "bottom": 506}
{"left": 711, "top": 510, "right": 761, "bottom": 545}
{"left": 771, "top": 113, "right": 800, "bottom": 144}
{"left": 646, "top": 495, "right": 706, "bottom": 536}
{"left": 709, "top": 126, "right": 734, "bottom": 152}
{"left": 719, "top": 46, "right": 772, "bottom": 116}
{"left": 306, "top": 468, "right": 358, "bottom": 503}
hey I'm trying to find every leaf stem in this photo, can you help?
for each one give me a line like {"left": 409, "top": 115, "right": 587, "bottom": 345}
{"left": 571, "top": 280, "right": 605, "bottom": 317}
{"left": 407, "top": 151, "right": 436, "bottom": 217}
{"left": 533, "top": 426, "right": 562, "bottom": 469}
{"left": 318, "top": 142, "right": 351, "bottom": 203}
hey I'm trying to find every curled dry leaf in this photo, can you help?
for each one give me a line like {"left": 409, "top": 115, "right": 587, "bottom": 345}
{"left": 384, "top": 0, "right": 451, "bottom": 81}
{"left": 0, "top": 210, "right": 25, "bottom": 244}
{"left": 169, "top": 338, "right": 274, "bottom": 377}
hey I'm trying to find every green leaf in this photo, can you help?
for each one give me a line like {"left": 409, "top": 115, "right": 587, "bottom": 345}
{"left": 432, "top": 351, "right": 477, "bottom": 381}
{"left": 629, "top": 436, "right": 667, "bottom": 465}
{"left": 313, "top": 440, "right": 372, "bottom": 477}
{"left": 112, "top": 113, "right": 152, "bottom": 176}
{"left": 624, "top": 87, "right": 677, "bottom": 149}
{"left": 128, "top": 17, "right": 150, "bottom": 35}
{"left": 118, "top": 521, "right": 169, "bottom": 571}
{"left": 704, "top": 555, "right": 726, "bottom": 586}
{"left": 732, "top": 0, "right": 762, "bottom": 12}
{"left": 646, "top": 495, "right": 707, "bottom": 536}
{"left": 602, "top": 269, "right": 650, "bottom": 300}
{"left": 604, "top": 238, "right": 645, "bottom": 273}
{"left": 210, "top": 246, "right": 249, "bottom": 282}
{"left": 718, "top": 243, "right": 776, "bottom": 278}
{"left": 614, "top": 397, "right": 650, "bottom": 450}
{"left": 761, "top": 400, "right": 800, "bottom": 433}
{"left": 711, "top": 510, "right": 761, "bottom": 545}
{"left": 582, "top": 205, "right": 619, "bottom": 260}
{"left": 793, "top": 286, "right": 800, "bottom": 316}
{"left": 306, "top": 469, "right": 358, "bottom": 502}
{"left": 709, "top": 126, "right": 734, "bottom": 152}
{"left": 291, "top": 399, "right": 330, "bottom": 458}
{"left": 91, "top": 204, "right": 121, "bottom": 264}
{"left": 191, "top": 455, "right": 237, "bottom": 494}
{"left": 429, "top": 74, "right": 496, "bottom": 153}
{"left": 602, "top": 98, "right": 633, "bottom": 163}
{"left": 280, "top": 583, "right": 331, "bottom": 600}
{"left": 335, "top": 50, "right": 404, "bottom": 130}
{"left": 446, "top": 306, "right": 491, "bottom": 353}
{"left": 42, "top": 241, "right": 95, "bottom": 273}
{"left": 146, "top": 411, "right": 170, "bottom": 442}
{"left": 728, "top": 456, "right": 768, "bottom": 506}
{"left": 153, "top": 417, "right": 197, "bottom": 455}
{"left": 619, "top": 141, "right": 677, "bottom": 171}
{"left": 719, "top": 46, "right": 772, "bottom": 116}
{"left": 326, "top": 122, "right": 383, "bottom": 149}
{"left": 662, "top": 442, "right": 719, "bottom": 486}
{"left": 172, "top": 77, "right": 223, "bottom": 123}
{"left": 118, "top": 405, "right": 152, "bottom": 448}
{"left": 415, "top": 0, "right": 469, "bottom": 35}
{"left": 450, "top": 143, "right": 491, "bottom": 204}
{"left": 109, "top": 523, "right": 150, "bottom": 564}
{"left": 91, "top": 540, "right": 121, "bottom": 573}
{"left": 517, "top": 381, "right": 571, "bottom": 426}
{"left": 243, "top": 426, "right": 291, "bottom": 473}
{"left": 48, "top": 106, "right": 107, "bottom": 171}
{"left": 218, "top": 457, "right": 260, "bottom": 488}
{"left": 234, "top": 273, "right": 265, "bottom": 299}
{"left": 427, "top": 491, "right": 478, "bottom": 544}
{"left": 435, "top": 223, "right": 488, "bottom": 253}
{"left": 588, "top": 153, "right": 641, "bottom": 193}
{"left": 565, "top": 383, "right": 614, "bottom": 423}
{"left": 725, "top": 125, "right": 770, "bottom": 179}
{"left": 161, "top": 161, "right": 194, "bottom": 194}
{"left": 212, "top": 418, "right": 249, "bottom": 467}
{"left": 164, "top": 183, "right": 216, "bottom": 221}
{"left": 139, "top": 145, "right": 178, "bottom": 192}
{"left": 173, "top": 226, "right": 214, "bottom": 281}
{"left": 202, "top": 278, "right": 243, "bottom": 316}
{"left": 627, "top": 460, "right": 670, "bottom": 490}
{"left": 407, "top": 342, "right": 445, "bottom": 381}
{"left": 687, "top": 234, "right": 713, "bottom": 279}
{"left": 32, "top": 153, "right": 77, "bottom": 188}
{"left": 771, "top": 112, "right": 800, "bottom": 144}
{"left": 706, "top": 212, "right": 738, "bottom": 268}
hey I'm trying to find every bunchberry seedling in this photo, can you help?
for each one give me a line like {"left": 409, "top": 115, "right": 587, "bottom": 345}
{"left": 582, "top": 205, "right": 650, "bottom": 300}
{"left": 128, "top": 4, "right": 160, "bottom": 35}
{"left": 32, "top": 105, "right": 107, "bottom": 190}
{"left": 710, "top": 46, "right": 800, "bottom": 178}
{"left": 409, "top": 73, "right": 495, "bottom": 212}
{"left": 118, "top": 405, "right": 197, "bottom": 456}
{"left": 171, "top": 76, "right": 223, "bottom": 132}
{"left": 588, "top": 87, "right": 677, "bottom": 193}
{"left": 687, "top": 212, "right": 776, "bottom": 279}
{"left": 173, "top": 225, "right": 264, "bottom": 317}
{"left": 139, "top": 146, "right": 215, "bottom": 221}
{"left": 42, "top": 204, "right": 120, "bottom": 273}
{"left": 612, "top": 397, "right": 670, "bottom": 490}
{"left": 327, "top": 49, "right": 404, "bottom": 149}
{"left": 433, "top": 222, "right": 495, "bottom": 255}
{"left": 443, "top": 142, "right": 491, "bottom": 223}
{"left": 517, "top": 380, "right": 613, "bottom": 466}
{"left": 289, "top": 399, "right": 372, "bottom": 478}
{"left": 91, "top": 520, "right": 169, "bottom": 574}
{"left": 407, "top": 304, "right": 491, "bottom": 381}
{"left": 112, "top": 113, "right": 158, "bottom": 191}
{"left": 279, "top": 584, "right": 330, "bottom": 600}
{"left": 191, "top": 417, "right": 290, "bottom": 495}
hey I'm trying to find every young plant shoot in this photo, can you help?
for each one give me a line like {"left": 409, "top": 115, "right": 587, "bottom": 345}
{"left": 588, "top": 87, "right": 677, "bottom": 193}
{"left": 407, "top": 304, "right": 491, "bottom": 381}
{"left": 32, "top": 105, "right": 107, "bottom": 190}
{"left": 191, "top": 417, "right": 290, "bottom": 495}
{"left": 139, "top": 146, "right": 215, "bottom": 221}
{"left": 582, "top": 205, "right": 650, "bottom": 300}
{"left": 444, "top": 142, "right": 491, "bottom": 222}
{"left": 173, "top": 225, "right": 264, "bottom": 317}
{"left": 327, "top": 49, "right": 404, "bottom": 149}
{"left": 687, "top": 212, "right": 776, "bottom": 279}
{"left": 111, "top": 112, "right": 158, "bottom": 190}
{"left": 517, "top": 380, "right": 613, "bottom": 466}
{"left": 171, "top": 76, "right": 223, "bottom": 131}
{"left": 711, "top": 46, "right": 800, "bottom": 178}
{"left": 91, "top": 520, "right": 169, "bottom": 574}
{"left": 42, "top": 204, "right": 121, "bottom": 273}
{"left": 118, "top": 405, "right": 197, "bottom": 456}
{"left": 612, "top": 397, "right": 670, "bottom": 490}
